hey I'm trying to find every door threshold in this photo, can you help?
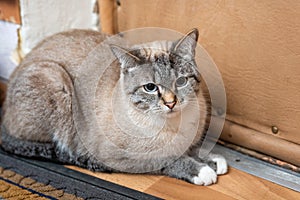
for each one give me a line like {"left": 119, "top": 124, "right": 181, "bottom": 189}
{"left": 212, "top": 144, "right": 300, "bottom": 192}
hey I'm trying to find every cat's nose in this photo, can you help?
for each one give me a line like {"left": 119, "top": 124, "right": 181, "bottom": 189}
{"left": 164, "top": 101, "right": 176, "bottom": 110}
{"left": 162, "top": 90, "right": 177, "bottom": 109}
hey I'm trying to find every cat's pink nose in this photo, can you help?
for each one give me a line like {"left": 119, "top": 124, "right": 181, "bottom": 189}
{"left": 165, "top": 101, "right": 176, "bottom": 110}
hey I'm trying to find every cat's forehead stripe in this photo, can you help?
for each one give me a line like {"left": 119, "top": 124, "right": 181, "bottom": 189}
{"left": 136, "top": 40, "right": 173, "bottom": 62}
{"left": 139, "top": 48, "right": 169, "bottom": 62}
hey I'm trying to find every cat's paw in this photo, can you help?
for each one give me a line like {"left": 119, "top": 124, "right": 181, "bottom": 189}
{"left": 192, "top": 166, "right": 217, "bottom": 186}
{"left": 212, "top": 157, "right": 228, "bottom": 175}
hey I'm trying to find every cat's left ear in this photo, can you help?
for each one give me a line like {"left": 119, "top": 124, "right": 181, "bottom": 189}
{"left": 173, "top": 28, "right": 199, "bottom": 60}
{"left": 110, "top": 45, "right": 140, "bottom": 70}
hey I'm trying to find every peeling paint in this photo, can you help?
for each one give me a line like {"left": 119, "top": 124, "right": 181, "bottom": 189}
{"left": 19, "top": 0, "right": 100, "bottom": 55}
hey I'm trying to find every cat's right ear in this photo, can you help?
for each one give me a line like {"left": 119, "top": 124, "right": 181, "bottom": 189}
{"left": 173, "top": 28, "right": 199, "bottom": 60}
{"left": 110, "top": 45, "right": 140, "bottom": 71}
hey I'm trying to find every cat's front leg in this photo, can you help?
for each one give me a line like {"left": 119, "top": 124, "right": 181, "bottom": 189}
{"left": 193, "top": 152, "right": 228, "bottom": 175}
{"left": 160, "top": 155, "right": 218, "bottom": 186}
{"left": 207, "top": 153, "right": 228, "bottom": 175}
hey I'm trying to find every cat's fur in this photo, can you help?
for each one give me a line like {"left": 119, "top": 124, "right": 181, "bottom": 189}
{"left": 1, "top": 29, "right": 227, "bottom": 185}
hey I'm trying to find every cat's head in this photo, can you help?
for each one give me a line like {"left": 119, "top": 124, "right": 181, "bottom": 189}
{"left": 110, "top": 29, "right": 201, "bottom": 117}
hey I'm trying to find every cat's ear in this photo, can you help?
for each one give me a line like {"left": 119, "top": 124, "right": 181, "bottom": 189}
{"left": 173, "top": 28, "right": 199, "bottom": 60}
{"left": 110, "top": 45, "right": 140, "bottom": 70}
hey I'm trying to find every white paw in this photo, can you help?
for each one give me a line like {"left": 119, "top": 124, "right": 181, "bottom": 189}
{"left": 212, "top": 157, "right": 228, "bottom": 175}
{"left": 192, "top": 166, "right": 217, "bottom": 186}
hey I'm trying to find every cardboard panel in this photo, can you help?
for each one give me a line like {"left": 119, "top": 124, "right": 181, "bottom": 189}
{"left": 115, "top": 0, "right": 300, "bottom": 146}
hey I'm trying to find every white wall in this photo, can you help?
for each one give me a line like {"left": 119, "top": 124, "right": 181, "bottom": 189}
{"left": 20, "top": 0, "right": 99, "bottom": 54}
{"left": 0, "top": 0, "right": 99, "bottom": 79}
{"left": 0, "top": 21, "right": 20, "bottom": 79}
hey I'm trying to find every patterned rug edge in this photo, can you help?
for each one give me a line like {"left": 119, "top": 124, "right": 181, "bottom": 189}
{"left": 0, "top": 148, "right": 161, "bottom": 200}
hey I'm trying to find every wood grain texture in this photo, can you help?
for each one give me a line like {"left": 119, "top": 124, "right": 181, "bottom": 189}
{"left": 221, "top": 120, "right": 300, "bottom": 167}
{"left": 67, "top": 166, "right": 163, "bottom": 192}
{"left": 144, "top": 176, "right": 234, "bottom": 200}
{"left": 67, "top": 166, "right": 300, "bottom": 200}
{"left": 210, "top": 168, "right": 300, "bottom": 200}
{"left": 99, "top": 0, "right": 118, "bottom": 34}
{"left": 0, "top": 81, "right": 7, "bottom": 107}
{"left": 0, "top": 0, "right": 20, "bottom": 24}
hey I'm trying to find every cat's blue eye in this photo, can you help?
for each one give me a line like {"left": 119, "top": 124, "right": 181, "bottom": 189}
{"left": 175, "top": 77, "right": 188, "bottom": 87}
{"left": 143, "top": 83, "right": 158, "bottom": 93}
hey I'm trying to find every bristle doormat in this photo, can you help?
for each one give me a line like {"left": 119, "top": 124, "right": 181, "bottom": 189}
{"left": 0, "top": 148, "right": 160, "bottom": 200}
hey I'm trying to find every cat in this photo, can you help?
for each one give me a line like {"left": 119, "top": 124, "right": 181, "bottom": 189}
{"left": 1, "top": 28, "right": 227, "bottom": 185}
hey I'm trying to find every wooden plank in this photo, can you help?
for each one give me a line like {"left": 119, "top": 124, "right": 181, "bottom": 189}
{"left": 0, "top": 80, "right": 7, "bottom": 107}
{"left": 221, "top": 120, "right": 300, "bottom": 167}
{"left": 66, "top": 166, "right": 162, "bottom": 192}
{"left": 67, "top": 165, "right": 300, "bottom": 199}
{"left": 210, "top": 168, "right": 300, "bottom": 200}
{"left": 0, "top": 0, "right": 20, "bottom": 24}
{"left": 99, "top": 0, "right": 118, "bottom": 34}
{"left": 144, "top": 176, "right": 234, "bottom": 200}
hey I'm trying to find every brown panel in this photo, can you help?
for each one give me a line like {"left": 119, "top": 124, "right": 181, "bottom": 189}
{"left": 99, "top": 0, "right": 118, "bottom": 34}
{"left": 116, "top": 0, "right": 300, "bottom": 146}
{"left": 0, "top": 81, "right": 7, "bottom": 107}
{"left": 0, "top": 0, "right": 20, "bottom": 24}
{"left": 117, "top": 0, "right": 201, "bottom": 32}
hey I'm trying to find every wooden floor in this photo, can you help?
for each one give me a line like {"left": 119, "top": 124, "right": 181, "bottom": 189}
{"left": 67, "top": 166, "right": 300, "bottom": 200}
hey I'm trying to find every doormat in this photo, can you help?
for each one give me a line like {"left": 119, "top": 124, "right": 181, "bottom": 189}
{"left": 0, "top": 148, "right": 161, "bottom": 200}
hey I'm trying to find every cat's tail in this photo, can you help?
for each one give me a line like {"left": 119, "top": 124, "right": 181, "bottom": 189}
{"left": 0, "top": 124, "right": 57, "bottom": 160}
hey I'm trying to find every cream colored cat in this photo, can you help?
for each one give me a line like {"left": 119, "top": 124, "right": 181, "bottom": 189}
{"left": 1, "top": 28, "right": 227, "bottom": 185}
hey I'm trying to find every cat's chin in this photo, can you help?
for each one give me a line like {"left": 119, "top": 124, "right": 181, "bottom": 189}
{"left": 165, "top": 110, "right": 181, "bottom": 118}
